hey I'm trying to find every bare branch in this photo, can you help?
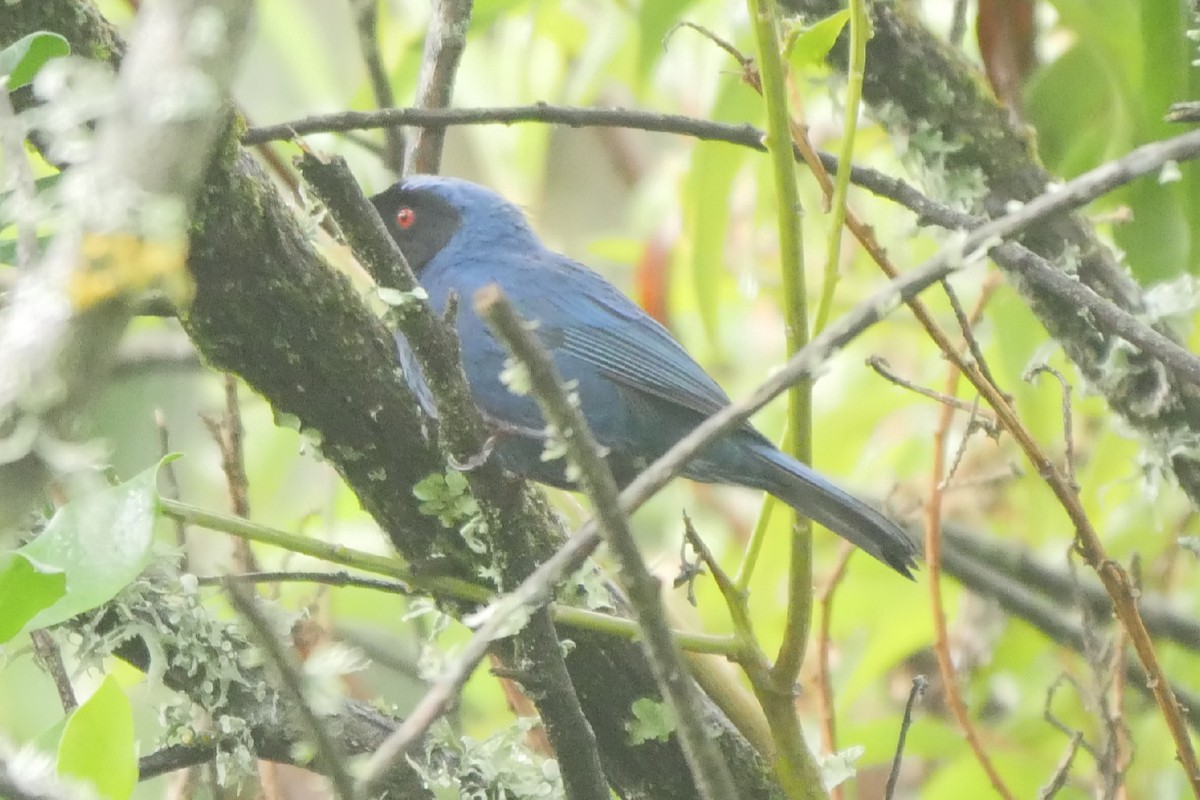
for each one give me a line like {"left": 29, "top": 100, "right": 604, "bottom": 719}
{"left": 243, "top": 107, "right": 1200, "bottom": 394}
{"left": 478, "top": 287, "right": 736, "bottom": 800}
{"left": 224, "top": 580, "right": 355, "bottom": 800}
{"left": 406, "top": 0, "right": 472, "bottom": 174}
{"left": 348, "top": 0, "right": 405, "bottom": 173}
{"left": 884, "top": 676, "right": 928, "bottom": 800}
{"left": 30, "top": 630, "right": 76, "bottom": 713}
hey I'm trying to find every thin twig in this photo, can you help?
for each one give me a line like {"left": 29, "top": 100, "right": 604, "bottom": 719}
{"left": 349, "top": 0, "right": 404, "bottom": 173}
{"left": 223, "top": 580, "right": 355, "bottom": 800}
{"left": 197, "top": 570, "right": 409, "bottom": 593}
{"left": 200, "top": 374, "right": 258, "bottom": 572}
{"left": 478, "top": 287, "right": 733, "bottom": 800}
{"left": 30, "top": 630, "right": 76, "bottom": 713}
{"left": 1025, "top": 364, "right": 1078, "bottom": 490}
{"left": 939, "top": 396, "right": 984, "bottom": 490}
{"left": 884, "top": 675, "right": 927, "bottom": 800}
{"left": 666, "top": 22, "right": 748, "bottom": 69}
{"left": 815, "top": 542, "right": 854, "bottom": 800}
{"left": 160, "top": 497, "right": 737, "bottom": 656}
{"left": 406, "top": 0, "right": 472, "bottom": 174}
{"left": 214, "top": 375, "right": 251, "bottom": 519}
{"left": 242, "top": 107, "right": 1200, "bottom": 388}
{"left": 866, "top": 356, "right": 999, "bottom": 432}
{"left": 942, "top": 277, "right": 1006, "bottom": 400}
{"left": 1043, "top": 675, "right": 1097, "bottom": 759}
{"left": 243, "top": 102, "right": 777, "bottom": 148}
{"left": 1037, "top": 731, "right": 1084, "bottom": 800}
{"left": 1109, "top": 601, "right": 1132, "bottom": 800}
{"left": 1092, "top": 552, "right": 1135, "bottom": 800}
{"left": 154, "top": 410, "right": 187, "bottom": 555}
{"left": 929, "top": 402, "right": 1014, "bottom": 797}
{"left": 925, "top": 284, "right": 1014, "bottom": 798}
{"left": 939, "top": 529, "right": 1200, "bottom": 735}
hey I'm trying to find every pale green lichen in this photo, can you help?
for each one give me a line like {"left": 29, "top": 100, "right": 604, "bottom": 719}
{"left": 412, "top": 718, "right": 563, "bottom": 799}
{"left": 625, "top": 697, "right": 676, "bottom": 745}
{"left": 72, "top": 573, "right": 272, "bottom": 785}
{"left": 499, "top": 356, "right": 531, "bottom": 396}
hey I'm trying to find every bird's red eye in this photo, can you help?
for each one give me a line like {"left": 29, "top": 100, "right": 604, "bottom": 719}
{"left": 395, "top": 207, "right": 416, "bottom": 229}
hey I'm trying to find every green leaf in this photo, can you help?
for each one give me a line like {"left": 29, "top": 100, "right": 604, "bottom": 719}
{"left": 16, "top": 459, "right": 173, "bottom": 634}
{"left": 57, "top": 676, "right": 137, "bottom": 800}
{"left": 472, "top": 0, "right": 530, "bottom": 30}
{"left": 0, "top": 553, "right": 66, "bottom": 642}
{"left": 1025, "top": 44, "right": 1131, "bottom": 176}
{"left": 786, "top": 10, "right": 851, "bottom": 70}
{"left": 1, "top": 32, "right": 70, "bottom": 91}
{"left": 683, "top": 80, "right": 759, "bottom": 352}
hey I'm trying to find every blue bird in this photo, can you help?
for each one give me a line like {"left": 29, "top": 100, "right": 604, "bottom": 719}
{"left": 370, "top": 176, "right": 918, "bottom": 577}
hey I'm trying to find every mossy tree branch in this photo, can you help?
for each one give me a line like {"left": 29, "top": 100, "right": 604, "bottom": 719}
{"left": 783, "top": 0, "right": 1200, "bottom": 504}
{"left": 0, "top": 5, "right": 784, "bottom": 799}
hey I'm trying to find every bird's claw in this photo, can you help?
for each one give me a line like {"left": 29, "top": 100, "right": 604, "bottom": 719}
{"left": 448, "top": 434, "right": 499, "bottom": 471}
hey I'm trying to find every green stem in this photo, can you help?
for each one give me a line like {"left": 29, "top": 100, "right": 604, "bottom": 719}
{"left": 159, "top": 497, "right": 476, "bottom": 594}
{"left": 158, "top": 498, "right": 738, "bottom": 655}
{"left": 746, "top": 1, "right": 824, "bottom": 797}
{"left": 746, "top": 0, "right": 813, "bottom": 687}
{"left": 812, "top": 0, "right": 868, "bottom": 336}
{"left": 734, "top": 494, "right": 778, "bottom": 591}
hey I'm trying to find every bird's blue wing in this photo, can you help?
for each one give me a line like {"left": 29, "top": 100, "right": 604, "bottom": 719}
{"left": 423, "top": 247, "right": 737, "bottom": 427}
{"left": 535, "top": 259, "right": 733, "bottom": 419}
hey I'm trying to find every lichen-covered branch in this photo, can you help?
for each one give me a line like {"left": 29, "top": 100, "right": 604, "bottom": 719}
{"left": 782, "top": 0, "right": 1200, "bottom": 504}
{"left": 0, "top": 5, "right": 783, "bottom": 798}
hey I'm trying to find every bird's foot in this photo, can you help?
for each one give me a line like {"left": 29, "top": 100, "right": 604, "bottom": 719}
{"left": 448, "top": 435, "right": 498, "bottom": 471}
{"left": 448, "top": 415, "right": 546, "bottom": 471}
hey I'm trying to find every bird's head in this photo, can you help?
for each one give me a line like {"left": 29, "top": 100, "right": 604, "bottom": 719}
{"left": 369, "top": 175, "right": 535, "bottom": 273}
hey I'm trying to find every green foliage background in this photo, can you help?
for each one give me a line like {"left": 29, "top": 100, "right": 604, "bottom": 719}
{"left": 2, "top": 1, "right": 1199, "bottom": 798}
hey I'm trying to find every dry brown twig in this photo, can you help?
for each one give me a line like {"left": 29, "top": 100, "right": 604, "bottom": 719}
{"left": 814, "top": 542, "right": 855, "bottom": 800}
{"left": 924, "top": 282, "right": 1015, "bottom": 799}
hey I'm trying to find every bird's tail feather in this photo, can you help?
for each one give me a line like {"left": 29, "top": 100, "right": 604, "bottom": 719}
{"left": 748, "top": 444, "right": 919, "bottom": 578}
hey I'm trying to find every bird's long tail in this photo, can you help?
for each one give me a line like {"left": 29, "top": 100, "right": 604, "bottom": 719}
{"left": 747, "top": 443, "right": 919, "bottom": 577}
